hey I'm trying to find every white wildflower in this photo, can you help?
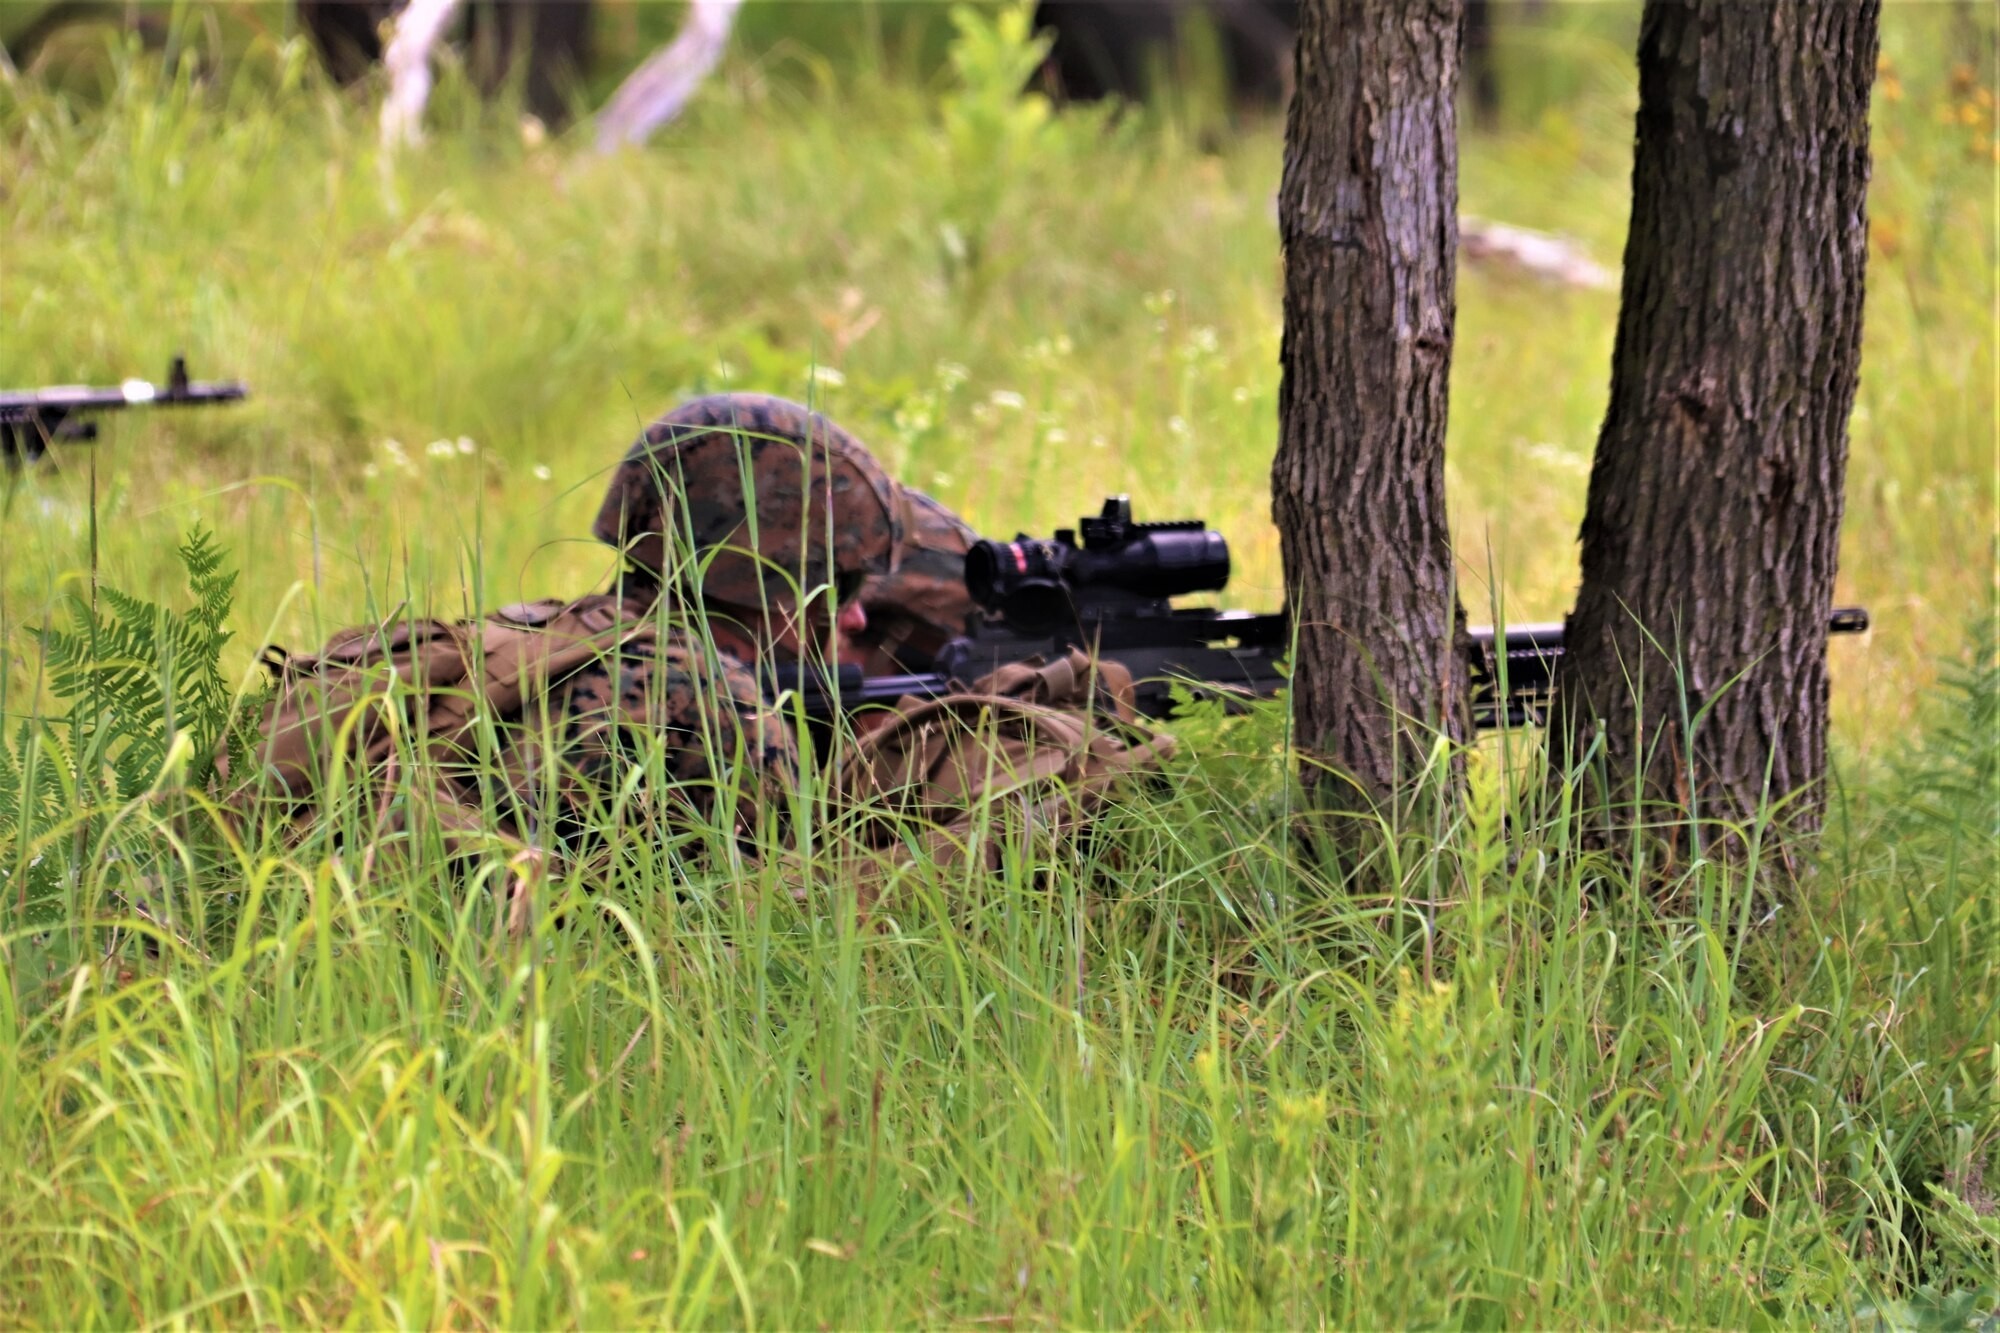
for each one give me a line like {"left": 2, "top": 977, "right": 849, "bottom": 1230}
{"left": 988, "top": 389, "right": 1025, "bottom": 411}
{"left": 427, "top": 439, "right": 456, "bottom": 458}
{"left": 935, "top": 361, "right": 970, "bottom": 391}
{"left": 456, "top": 436, "right": 476, "bottom": 455}
{"left": 1168, "top": 415, "right": 1190, "bottom": 437}
{"left": 1043, "top": 427, "right": 1069, "bottom": 445}
{"left": 1028, "top": 334, "right": 1076, "bottom": 364}
{"left": 533, "top": 464, "right": 553, "bottom": 482}
{"left": 810, "top": 365, "right": 846, "bottom": 389}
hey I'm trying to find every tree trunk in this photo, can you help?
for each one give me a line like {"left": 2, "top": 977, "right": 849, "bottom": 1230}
{"left": 1555, "top": 0, "right": 1879, "bottom": 843}
{"left": 1273, "top": 0, "right": 1468, "bottom": 819}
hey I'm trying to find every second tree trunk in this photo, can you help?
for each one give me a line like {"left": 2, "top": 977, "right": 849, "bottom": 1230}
{"left": 1555, "top": 0, "right": 1879, "bottom": 842}
{"left": 1273, "top": 0, "right": 1468, "bottom": 815}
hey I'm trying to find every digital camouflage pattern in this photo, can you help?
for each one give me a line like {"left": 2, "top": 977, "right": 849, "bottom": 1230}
{"left": 236, "top": 594, "right": 796, "bottom": 867}
{"left": 854, "top": 485, "right": 980, "bottom": 673}
{"left": 464, "top": 597, "right": 797, "bottom": 853}
{"left": 241, "top": 398, "right": 1075, "bottom": 889}
{"left": 593, "top": 394, "right": 902, "bottom": 610}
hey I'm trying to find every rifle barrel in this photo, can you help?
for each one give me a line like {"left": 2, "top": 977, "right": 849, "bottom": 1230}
{"left": 786, "top": 607, "right": 1872, "bottom": 728}
{"left": 0, "top": 378, "right": 248, "bottom": 423}
{"left": 1, "top": 357, "right": 248, "bottom": 461}
{"left": 1470, "top": 606, "right": 1870, "bottom": 726}
{"left": 946, "top": 496, "right": 1874, "bottom": 733}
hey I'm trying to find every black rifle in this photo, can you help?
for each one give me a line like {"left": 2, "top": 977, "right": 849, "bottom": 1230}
{"left": 771, "top": 496, "right": 1872, "bottom": 730}
{"left": 1, "top": 356, "right": 249, "bottom": 465}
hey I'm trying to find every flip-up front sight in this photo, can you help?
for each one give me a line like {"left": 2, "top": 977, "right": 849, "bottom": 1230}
{"left": 965, "top": 495, "right": 1231, "bottom": 631}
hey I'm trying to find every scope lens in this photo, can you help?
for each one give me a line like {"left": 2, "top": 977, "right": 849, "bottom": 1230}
{"left": 964, "top": 541, "right": 1009, "bottom": 605}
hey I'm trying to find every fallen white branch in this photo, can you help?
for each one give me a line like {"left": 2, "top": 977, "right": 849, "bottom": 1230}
{"left": 594, "top": 0, "right": 742, "bottom": 153}
{"left": 1459, "top": 217, "right": 1616, "bottom": 291}
{"left": 380, "top": 0, "right": 462, "bottom": 149}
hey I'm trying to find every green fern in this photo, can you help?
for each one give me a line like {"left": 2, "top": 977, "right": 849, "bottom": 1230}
{"left": 0, "top": 716, "right": 79, "bottom": 854}
{"left": 27, "top": 523, "right": 256, "bottom": 804}
{"left": 0, "top": 710, "right": 85, "bottom": 928}
{"left": 3, "top": 525, "right": 262, "bottom": 925}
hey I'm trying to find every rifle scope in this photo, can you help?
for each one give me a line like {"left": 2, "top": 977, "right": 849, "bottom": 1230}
{"left": 964, "top": 496, "right": 1230, "bottom": 631}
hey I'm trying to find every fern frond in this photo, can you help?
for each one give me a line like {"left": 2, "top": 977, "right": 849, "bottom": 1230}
{"left": 0, "top": 718, "right": 79, "bottom": 847}
{"left": 181, "top": 523, "right": 239, "bottom": 639}
{"left": 178, "top": 524, "right": 223, "bottom": 580}
{"left": 23, "top": 524, "right": 261, "bottom": 803}
{"left": 0, "top": 721, "right": 23, "bottom": 843}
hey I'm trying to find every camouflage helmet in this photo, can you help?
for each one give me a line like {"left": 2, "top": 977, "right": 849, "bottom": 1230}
{"left": 594, "top": 394, "right": 901, "bottom": 610}
{"left": 856, "top": 486, "right": 979, "bottom": 665}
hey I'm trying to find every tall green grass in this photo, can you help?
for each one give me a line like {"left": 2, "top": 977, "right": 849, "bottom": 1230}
{"left": 1, "top": 3, "right": 1995, "bottom": 1325}
{"left": 0, "top": 528, "right": 1993, "bottom": 1325}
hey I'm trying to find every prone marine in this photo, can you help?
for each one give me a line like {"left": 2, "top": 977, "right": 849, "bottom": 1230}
{"left": 235, "top": 394, "right": 905, "bottom": 872}
{"left": 231, "top": 391, "right": 1157, "bottom": 908}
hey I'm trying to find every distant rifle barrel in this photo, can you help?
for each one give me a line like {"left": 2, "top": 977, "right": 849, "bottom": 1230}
{"left": 1, "top": 356, "right": 248, "bottom": 464}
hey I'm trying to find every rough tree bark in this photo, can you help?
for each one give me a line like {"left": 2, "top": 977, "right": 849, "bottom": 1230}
{"left": 1555, "top": 0, "right": 1879, "bottom": 841}
{"left": 1273, "top": 0, "right": 1468, "bottom": 818}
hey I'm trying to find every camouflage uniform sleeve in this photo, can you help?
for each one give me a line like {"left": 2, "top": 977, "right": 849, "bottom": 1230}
{"left": 699, "top": 642, "right": 801, "bottom": 829}
{"left": 521, "top": 628, "right": 797, "bottom": 853}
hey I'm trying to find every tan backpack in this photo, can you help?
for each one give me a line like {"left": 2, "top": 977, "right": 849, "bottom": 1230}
{"left": 223, "top": 595, "right": 653, "bottom": 842}
{"left": 833, "top": 650, "right": 1179, "bottom": 871}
